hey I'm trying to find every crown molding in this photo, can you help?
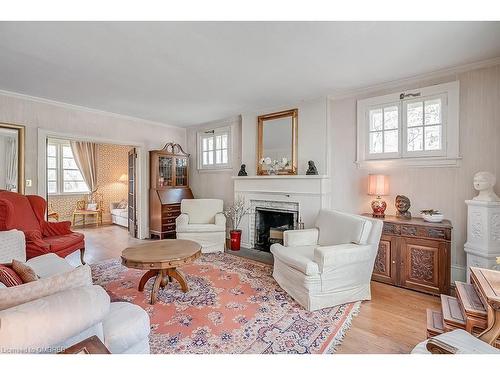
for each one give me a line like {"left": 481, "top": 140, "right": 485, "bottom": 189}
{"left": 190, "top": 114, "right": 242, "bottom": 129}
{"left": 327, "top": 56, "right": 500, "bottom": 101}
{"left": 0, "top": 88, "right": 182, "bottom": 130}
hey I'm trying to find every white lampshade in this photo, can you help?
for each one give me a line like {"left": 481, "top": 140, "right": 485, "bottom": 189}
{"left": 368, "top": 174, "right": 389, "bottom": 196}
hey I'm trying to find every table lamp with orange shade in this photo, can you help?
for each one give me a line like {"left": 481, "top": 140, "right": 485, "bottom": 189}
{"left": 368, "top": 174, "right": 389, "bottom": 218}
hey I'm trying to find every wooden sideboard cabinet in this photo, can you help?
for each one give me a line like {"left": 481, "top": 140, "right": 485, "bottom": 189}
{"left": 149, "top": 143, "right": 193, "bottom": 239}
{"left": 364, "top": 214, "right": 452, "bottom": 296}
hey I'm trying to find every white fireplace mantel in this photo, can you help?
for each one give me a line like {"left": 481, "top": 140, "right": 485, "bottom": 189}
{"left": 233, "top": 175, "right": 330, "bottom": 196}
{"left": 233, "top": 174, "right": 331, "bottom": 249}
{"left": 232, "top": 175, "right": 328, "bottom": 180}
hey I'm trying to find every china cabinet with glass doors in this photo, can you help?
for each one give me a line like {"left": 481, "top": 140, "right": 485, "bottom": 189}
{"left": 149, "top": 142, "right": 193, "bottom": 239}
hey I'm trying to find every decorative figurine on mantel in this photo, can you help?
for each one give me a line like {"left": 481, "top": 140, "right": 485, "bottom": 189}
{"left": 395, "top": 195, "right": 412, "bottom": 219}
{"left": 306, "top": 160, "right": 318, "bottom": 175}
{"left": 238, "top": 164, "right": 248, "bottom": 176}
{"left": 472, "top": 171, "right": 500, "bottom": 202}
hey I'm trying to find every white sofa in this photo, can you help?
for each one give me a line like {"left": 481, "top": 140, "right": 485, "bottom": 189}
{"left": 110, "top": 202, "right": 128, "bottom": 227}
{"left": 0, "top": 230, "right": 150, "bottom": 354}
{"left": 270, "top": 209, "right": 383, "bottom": 311}
{"left": 176, "top": 199, "right": 226, "bottom": 253}
{"left": 0, "top": 230, "right": 73, "bottom": 288}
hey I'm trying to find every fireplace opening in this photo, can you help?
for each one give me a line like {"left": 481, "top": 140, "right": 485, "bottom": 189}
{"left": 254, "top": 207, "right": 297, "bottom": 252}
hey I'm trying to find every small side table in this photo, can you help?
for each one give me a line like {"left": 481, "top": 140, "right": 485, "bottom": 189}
{"left": 48, "top": 211, "right": 59, "bottom": 222}
{"left": 122, "top": 239, "right": 201, "bottom": 304}
{"left": 72, "top": 209, "right": 103, "bottom": 227}
{"left": 60, "top": 335, "right": 110, "bottom": 354}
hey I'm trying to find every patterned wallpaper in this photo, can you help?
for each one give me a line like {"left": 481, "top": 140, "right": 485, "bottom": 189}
{"left": 48, "top": 143, "right": 132, "bottom": 225}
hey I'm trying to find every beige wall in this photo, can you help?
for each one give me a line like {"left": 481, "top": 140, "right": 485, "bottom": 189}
{"left": 96, "top": 143, "right": 131, "bottom": 222}
{"left": 186, "top": 116, "right": 241, "bottom": 210}
{"left": 241, "top": 97, "right": 329, "bottom": 176}
{"left": 329, "top": 64, "right": 500, "bottom": 281}
{"left": 48, "top": 143, "right": 131, "bottom": 224}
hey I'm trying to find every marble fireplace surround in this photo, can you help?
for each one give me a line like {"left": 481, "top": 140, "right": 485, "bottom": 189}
{"left": 251, "top": 200, "right": 299, "bottom": 250}
{"left": 233, "top": 175, "right": 331, "bottom": 249}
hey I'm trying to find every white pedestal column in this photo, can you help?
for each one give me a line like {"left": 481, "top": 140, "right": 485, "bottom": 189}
{"left": 464, "top": 200, "right": 500, "bottom": 281}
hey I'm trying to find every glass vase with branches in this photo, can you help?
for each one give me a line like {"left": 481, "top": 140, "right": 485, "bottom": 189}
{"left": 224, "top": 196, "right": 251, "bottom": 231}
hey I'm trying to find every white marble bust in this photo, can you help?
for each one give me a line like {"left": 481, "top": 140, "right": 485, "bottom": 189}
{"left": 473, "top": 171, "right": 500, "bottom": 202}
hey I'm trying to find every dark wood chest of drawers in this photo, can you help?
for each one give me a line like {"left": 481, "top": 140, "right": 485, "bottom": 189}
{"left": 365, "top": 214, "right": 452, "bottom": 296}
{"left": 149, "top": 190, "right": 193, "bottom": 239}
{"left": 159, "top": 203, "right": 181, "bottom": 236}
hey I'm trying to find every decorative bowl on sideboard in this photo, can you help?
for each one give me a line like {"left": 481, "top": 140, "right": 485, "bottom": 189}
{"left": 421, "top": 213, "right": 444, "bottom": 223}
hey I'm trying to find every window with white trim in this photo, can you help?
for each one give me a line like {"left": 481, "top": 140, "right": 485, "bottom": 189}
{"left": 197, "top": 127, "right": 231, "bottom": 170}
{"left": 47, "top": 139, "right": 89, "bottom": 194}
{"left": 367, "top": 104, "right": 400, "bottom": 157}
{"left": 403, "top": 95, "right": 446, "bottom": 157}
{"left": 357, "top": 81, "right": 459, "bottom": 167}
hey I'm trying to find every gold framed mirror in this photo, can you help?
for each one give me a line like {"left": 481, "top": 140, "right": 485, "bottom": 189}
{"left": 0, "top": 123, "right": 25, "bottom": 194}
{"left": 257, "top": 109, "right": 298, "bottom": 175}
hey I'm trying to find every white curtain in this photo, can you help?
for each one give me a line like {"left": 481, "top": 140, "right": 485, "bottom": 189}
{"left": 70, "top": 141, "right": 98, "bottom": 193}
{"left": 5, "top": 137, "right": 18, "bottom": 191}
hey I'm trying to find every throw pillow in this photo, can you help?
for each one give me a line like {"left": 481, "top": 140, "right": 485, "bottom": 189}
{"left": 117, "top": 199, "right": 128, "bottom": 209}
{"left": 0, "top": 264, "right": 92, "bottom": 311}
{"left": 11, "top": 260, "right": 39, "bottom": 283}
{"left": 0, "top": 264, "right": 23, "bottom": 287}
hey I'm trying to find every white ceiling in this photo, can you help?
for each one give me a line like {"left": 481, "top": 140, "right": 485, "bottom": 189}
{"left": 0, "top": 22, "right": 499, "bottom": 127}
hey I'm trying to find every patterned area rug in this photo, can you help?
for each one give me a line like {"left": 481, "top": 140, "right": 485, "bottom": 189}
{"left": 91, "top": 253, "right": 359, "bottom": 354}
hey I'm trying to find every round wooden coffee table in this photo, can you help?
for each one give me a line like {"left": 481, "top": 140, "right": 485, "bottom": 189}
{"left": 121, "top": 239, "right": 201, "bottom": 304}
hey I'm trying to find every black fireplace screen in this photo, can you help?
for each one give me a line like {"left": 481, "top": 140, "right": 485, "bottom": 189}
{"left": 254, "top": 207, "right": 297, "bottom": 252}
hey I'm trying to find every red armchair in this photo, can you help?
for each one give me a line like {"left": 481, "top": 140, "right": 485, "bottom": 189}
{"left": 0, "top": 191, "right": 85, "bottom": 263}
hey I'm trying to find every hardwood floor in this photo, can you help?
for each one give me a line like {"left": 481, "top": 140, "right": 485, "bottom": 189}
{"left": 337, "top": 282, "right": 440, "bottom": 353}
{"left": 69, "top": 224, "right": 440, "bottom": 354}
{"left": 65, "top": 224, "right": 144, "bottom": 266}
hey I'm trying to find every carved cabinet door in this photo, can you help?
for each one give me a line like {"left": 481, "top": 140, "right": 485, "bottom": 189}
{"left": 400, "top": 237, "right": 446, "bottom": 294}
{"left": 372, "top": 235, "right": 398, "bottom": 285}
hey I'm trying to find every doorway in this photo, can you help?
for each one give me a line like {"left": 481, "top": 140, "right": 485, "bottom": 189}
{"left": 40, "top": 133, "right": 141, "bottom": 239}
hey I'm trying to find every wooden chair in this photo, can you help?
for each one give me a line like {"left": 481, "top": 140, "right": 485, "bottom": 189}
{"left": 47, "top": 202, "right": 59, "bottom": 222}
{"left": 72, "top": 192, "right": 103, "bottom": 227}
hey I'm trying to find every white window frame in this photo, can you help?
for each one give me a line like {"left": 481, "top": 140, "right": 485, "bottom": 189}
{"left": 364, "top": 101, "right": 402, "bottom": 160}
{"left": 47, "top": 139, "right": 90, "bottom": 195}
{"left": 356, "top": 81, "right": 460, "bottom": 168}
{"left": 402, "top": 93, "right": 448, "bottom": 158}
{"left": 197, "top": 126, "right": 232, "bottom": 170}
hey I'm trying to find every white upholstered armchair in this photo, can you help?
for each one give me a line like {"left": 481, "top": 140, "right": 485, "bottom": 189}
{"left": 270, "top": 209, "right": 383, "bottom": 311}
{"left": 175, "top": 199, "right": 226, "bottom": 253}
